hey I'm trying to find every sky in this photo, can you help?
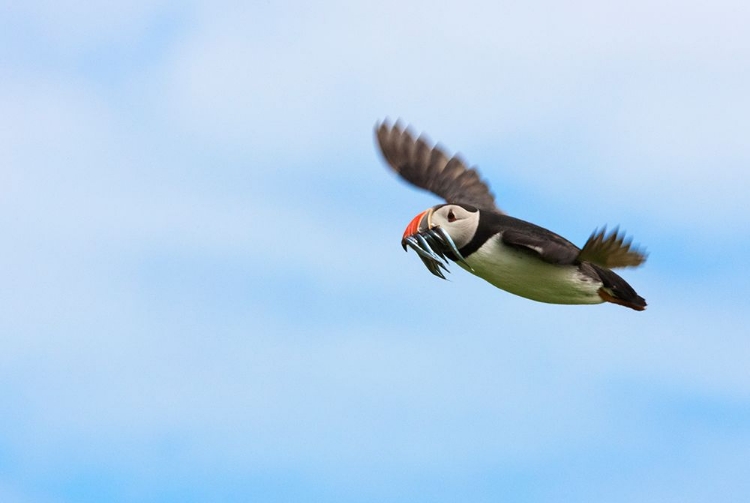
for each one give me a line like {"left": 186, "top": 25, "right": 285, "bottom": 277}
{"left": 1, "top": 1, "right": 750, "bottom": 502}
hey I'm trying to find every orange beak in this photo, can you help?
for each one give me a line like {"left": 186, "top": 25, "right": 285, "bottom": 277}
{"left": 402, "top": 209, "right": 432, "bottom": 242}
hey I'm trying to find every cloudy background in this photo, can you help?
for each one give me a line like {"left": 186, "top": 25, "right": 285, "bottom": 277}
{"left": 2, "top": 1, "right": 749, "bottom": 502}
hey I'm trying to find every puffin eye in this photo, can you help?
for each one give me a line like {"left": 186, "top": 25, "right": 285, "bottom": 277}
{"left": 447, "top": 210, "right": 456, "bottom": 222}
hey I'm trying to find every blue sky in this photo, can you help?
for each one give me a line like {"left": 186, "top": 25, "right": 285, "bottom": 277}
{"left": 2, "top": 1, "right": 750, "bottom": 502}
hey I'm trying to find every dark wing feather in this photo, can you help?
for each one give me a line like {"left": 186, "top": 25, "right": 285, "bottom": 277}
{"left": 498, "top": 218, "right": 581, "bottom": 265}
{"left": 578, "top": 227, "right": 647, "bottom": 268}
{"left": 375, "top": 120, "right": 500, "bottom": 212}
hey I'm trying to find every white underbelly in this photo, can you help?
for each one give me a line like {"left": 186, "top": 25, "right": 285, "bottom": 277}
{"left": 460, "top": 237, "right": 604, "bottom": 305}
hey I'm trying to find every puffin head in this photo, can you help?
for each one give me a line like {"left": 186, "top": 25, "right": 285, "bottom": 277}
{"left": 400, "top": 204, "right": 479, "bottom": 278}
{"left": 402, "top": 203, "right": 480, "bottom": 249}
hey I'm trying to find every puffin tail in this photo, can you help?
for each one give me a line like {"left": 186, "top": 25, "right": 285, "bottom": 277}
{"left": 590, "top": 264, "right": 647, "bottom": 311}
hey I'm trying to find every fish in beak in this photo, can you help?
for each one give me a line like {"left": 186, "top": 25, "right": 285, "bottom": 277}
{"left": 400, "top": 208, "right": 471, "bottom": 279}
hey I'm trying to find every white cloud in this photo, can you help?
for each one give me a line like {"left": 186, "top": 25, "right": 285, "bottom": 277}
{"left": 1, "top": 0, "right": 174, "bottom": 53}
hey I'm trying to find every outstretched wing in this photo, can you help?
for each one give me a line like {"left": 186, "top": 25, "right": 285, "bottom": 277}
{"left": 375, "top": 120, "right": 500, "bottom": 212}
{"left": 578, "top": 227, "right": 647, "bottom": 268}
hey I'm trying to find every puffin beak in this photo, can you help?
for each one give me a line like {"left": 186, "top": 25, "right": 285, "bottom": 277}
{"left": 401, "top": 208, "right": 433, "bottom": 249}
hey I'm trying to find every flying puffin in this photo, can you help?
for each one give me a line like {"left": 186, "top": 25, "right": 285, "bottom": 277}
{"left": 375, "top": 120, "right": 647, "bottom": 311}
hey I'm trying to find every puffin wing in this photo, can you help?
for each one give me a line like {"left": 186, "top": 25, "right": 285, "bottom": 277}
{"left": 376, "top": 120, "right": 500, "bottom": 212}
{"left": 578, "top": 227, "right": 647, "bottom": 268}
{"left": 499, "top": 219, "right": 581, "bottom": 265}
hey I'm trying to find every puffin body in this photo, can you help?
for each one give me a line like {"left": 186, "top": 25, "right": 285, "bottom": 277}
{"left": 377, "top": 120, "right": 648, "bottom": 311}
{"left": 461, "top": 239, "right": 604, "bottom": 305}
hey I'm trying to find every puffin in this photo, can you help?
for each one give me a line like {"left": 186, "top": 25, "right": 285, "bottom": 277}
{"left": 375, "top": 120, "right": 647, "bottom": 311}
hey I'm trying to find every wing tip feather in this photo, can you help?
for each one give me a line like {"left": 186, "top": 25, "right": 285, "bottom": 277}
{"left": 374, "top": 118, "right": 499, "bottom": 212}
